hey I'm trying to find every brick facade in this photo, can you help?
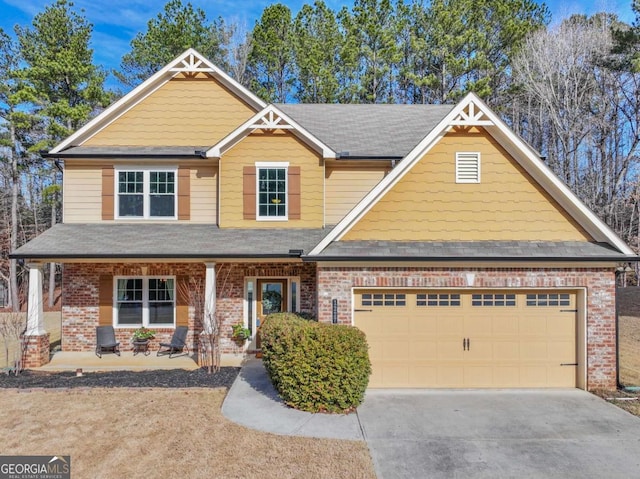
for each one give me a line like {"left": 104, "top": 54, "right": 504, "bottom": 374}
{"left": 316, "top": 265, "right": 617, "bottom": 390}
{"left": 61, "top": 261, "right": 316, "bottom": 355}
{"left": 23, "top": 333, "right": 50, "bottom": 368}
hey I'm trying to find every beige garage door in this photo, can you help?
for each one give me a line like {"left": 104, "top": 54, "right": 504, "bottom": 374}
{"left": 355, "top": 290, "right": 577, "bottom": 388}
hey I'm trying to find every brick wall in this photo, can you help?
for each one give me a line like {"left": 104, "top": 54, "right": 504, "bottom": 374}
{"left": 23, "top": 333, "right": 50, "bottom": 368}
{"left": 316, "top": 265, "right": 617, "bottom": 390}
{"left": 62, "top": 261, "right": 316, "bottom": 355}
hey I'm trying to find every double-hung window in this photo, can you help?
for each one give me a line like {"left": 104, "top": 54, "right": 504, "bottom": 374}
{"left": 257, "top": 162, "right": 288, "bottom": 220}
{"left": 117, "top": 168, "right": 176, "bottom": 219}
{"left": 115, "top": 277, "right": 175, "bottom": 327}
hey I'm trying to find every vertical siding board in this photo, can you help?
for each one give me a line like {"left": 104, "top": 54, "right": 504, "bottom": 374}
{"left": 98, "top": 275, "right": 113, "bottom": 326}
{"left": 176, "top": 275, "right": 189, "bottom": 327}
{"left": 178, "top": 167, "right": 191, "bottom": 220}
{"left": 289, "top": 166, "right": 301, "bottom": 220}
{"left": 243, "top": 166, "right": 256, "bottom": 220}
{"left": 102, "top": 167, "right": 114, "bottom": 220}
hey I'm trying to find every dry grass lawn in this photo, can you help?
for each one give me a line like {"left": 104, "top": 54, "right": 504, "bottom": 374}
{"left": 1, "top": 388, "right": 375, "bottom": 479}
{"left": 0, "top": 312, "right": 61, "bottom": 369}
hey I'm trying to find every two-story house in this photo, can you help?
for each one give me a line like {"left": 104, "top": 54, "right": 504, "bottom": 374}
{"left": 13, "top": 49, "right": 637, "bottom": 390}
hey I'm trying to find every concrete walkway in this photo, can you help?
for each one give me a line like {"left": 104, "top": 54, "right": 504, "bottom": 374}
{"left": 222, "top": 358, "right": 364, "bottom": 440}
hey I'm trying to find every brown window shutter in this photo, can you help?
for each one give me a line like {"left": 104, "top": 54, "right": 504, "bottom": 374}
{"left": 289, "top": 166, "right": 301, "bottom": 220}
{"left": 176, "top": 275, "right": 190, "bottom": 327}
{"left": 178, "top": 167, "right": 190, "bottom": 220}
{"left": 243, "top": 166, "right": 256, "bottom": 220}
{"left": 98, "top": 275, "right": 113, "bottom": 326}
{"left": 102, "top": 167, "right": 114, "bottom": 220}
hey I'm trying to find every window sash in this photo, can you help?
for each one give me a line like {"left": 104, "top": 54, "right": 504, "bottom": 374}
{"left": 116, "top": 169, "right": 176, "bottom": 219}
{"left": 114, "top": 277, "right": 176, "bottom": 327}
{"left": 257, "top": 167, "right": 287, "bottom": 219}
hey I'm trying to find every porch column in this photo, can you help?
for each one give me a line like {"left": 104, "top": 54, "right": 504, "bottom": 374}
{"left": 26, "top": 263, "right": 45, "bottom": 335}
{"left": 23, "top": 263, "right": 50, "bottom": 368}
{"left": 204, "top": 262, "right": 216, "bottom": 333}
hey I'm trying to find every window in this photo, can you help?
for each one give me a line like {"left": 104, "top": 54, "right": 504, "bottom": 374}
{"left": 526, "top": 293, "right": 571, "bottom": 307}
{"left": 362, "top": 293, "right": 406, "bottom": 307}
{"left": 417, "top": 293, "right": 461, "bottom": 307}
{"left": 472, "top": 293, "right": 516, "bottom": 307}
{"left": 115, "top": 277, "right": 175, "bottom": 327}
{"left": 456, "top": 152, "right": 480, "bottom": 183}
{"left": 257, "top": 164, "right": 287, "bottom": 219}
{"left": 117, "top": 169, "right": 176, "bottom": 218}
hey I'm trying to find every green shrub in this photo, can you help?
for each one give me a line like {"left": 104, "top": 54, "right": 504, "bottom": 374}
{"left": 260, "top": 313, "right": 371, "bottom": 413}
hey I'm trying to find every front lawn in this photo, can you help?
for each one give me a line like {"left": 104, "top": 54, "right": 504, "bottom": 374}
{"left": 1, "top": 388, "right": 375, "bottom": 479}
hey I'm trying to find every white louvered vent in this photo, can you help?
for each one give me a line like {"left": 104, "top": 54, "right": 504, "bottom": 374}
{"left": 456, "top": 152, "right": 480, "bottom": 183}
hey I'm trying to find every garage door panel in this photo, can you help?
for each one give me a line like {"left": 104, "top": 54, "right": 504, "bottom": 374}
{"left": 354, "top": 290, "right": 577, "bottom": 389}
{"left": 410, "top": 341, "right": 437, "bottom": 360}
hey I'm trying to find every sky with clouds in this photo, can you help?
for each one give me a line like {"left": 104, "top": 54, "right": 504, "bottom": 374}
{"left": 0, "top": 0, "right": 635, "bottom": 90}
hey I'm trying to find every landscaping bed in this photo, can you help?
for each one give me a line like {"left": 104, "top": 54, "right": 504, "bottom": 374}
{"left": 0, "top": 367, "right": 240, "bottom": 389}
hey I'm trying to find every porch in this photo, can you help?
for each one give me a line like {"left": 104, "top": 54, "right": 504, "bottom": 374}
{"left": 36, "top": 351, "right": 203, "bottom": 372}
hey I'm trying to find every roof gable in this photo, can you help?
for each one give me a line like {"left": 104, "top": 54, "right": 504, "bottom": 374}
{"left": 310, "top": 93, "right": 634, "bottom": 256}
{"left": 50, "top": 49, "right": 266, "bottom": 153}
{"left": 207, "top": 104, "right": 336, "bottom": 159}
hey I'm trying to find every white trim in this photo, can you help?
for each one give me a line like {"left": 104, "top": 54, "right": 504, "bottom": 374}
{"left": 256, "top": 164, "right": 288, "bottom": 221}
{"left": 114, "top": 167, "right": 178, "bottom": 220}
{"left": 207, "top": 104, "right": 336, "bottom": 159}
{"left": 113, "top": 276, "right": 176, "bottom": 328}
{"left": 309, "top": 93, "right": 635, "bottom": 256}
{"left": 50, "top": 49, "right": 266, "bottom": 154}
{"left": 455, "top": 152, "right": 481, "bottom": 184}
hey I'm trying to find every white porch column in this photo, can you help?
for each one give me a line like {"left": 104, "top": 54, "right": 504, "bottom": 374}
{"left": 26, "top": 263, "right": 45, "bottom": 335}
{"left": 204, "top": 262, "right": 216, "bottom": 333}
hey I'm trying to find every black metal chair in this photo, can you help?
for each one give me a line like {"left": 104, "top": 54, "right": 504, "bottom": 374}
{"left": 157, "top": 326, "right": 189, "bottom": 358}
{"left": 95, "top": 326, "right": 121, "bottom": 358}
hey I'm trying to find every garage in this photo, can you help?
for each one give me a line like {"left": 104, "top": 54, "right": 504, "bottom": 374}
{"left": 354, "top": 289, "right": 578, "bottom": 388}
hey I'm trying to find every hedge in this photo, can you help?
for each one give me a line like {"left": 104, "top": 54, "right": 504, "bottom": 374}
{"left": 260, "top": 313, "right": 371, "bottom": 413}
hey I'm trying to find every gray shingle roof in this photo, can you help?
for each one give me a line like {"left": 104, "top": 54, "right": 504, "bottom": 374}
{"left": 51, "top": 146, "right": 208, "bottom": 158}
{"left": 12, "top": 224, "right": 630, "bottom": 261}
{"left": 276, "top": 104, "right": 454, "bottom": 158}
{"left": 11, "top": 224, "right": 330, "bottom": 259}
{"left": 315, "top": 240, "right": 630, "bottom": 260}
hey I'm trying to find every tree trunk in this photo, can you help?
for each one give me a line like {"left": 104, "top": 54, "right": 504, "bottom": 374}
{"left": 9, "top": 122, "right": 19, "bottom": 312}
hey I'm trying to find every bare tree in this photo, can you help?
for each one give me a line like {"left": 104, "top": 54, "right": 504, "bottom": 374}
{"left": 0, "top": 311, "right": 27, "bottom": 374}
{"left": 180, "top": 264, "right": 234, "bottom": 374}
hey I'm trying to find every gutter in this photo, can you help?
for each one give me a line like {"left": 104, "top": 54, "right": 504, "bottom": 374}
{"left": 41, "top": 152, "right": 205, "bottom": 159}
{"left": 302, "top": 255, "right": 639, "bottom": 263}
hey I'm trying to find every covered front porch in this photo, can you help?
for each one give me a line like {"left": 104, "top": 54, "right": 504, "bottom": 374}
{"left": 36, "top": 350, "right": 204, "bottom": 372}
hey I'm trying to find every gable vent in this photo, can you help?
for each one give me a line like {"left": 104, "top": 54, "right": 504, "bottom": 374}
{"left": 456, "top": 152, "right": 480, "bottom": 183}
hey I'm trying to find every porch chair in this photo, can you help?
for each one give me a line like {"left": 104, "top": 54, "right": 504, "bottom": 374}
{"left": 95, "top": 326, "right": 121, "bottom": 358}
{"left": 156, "top": 326, "right": 189, "bottom": 358}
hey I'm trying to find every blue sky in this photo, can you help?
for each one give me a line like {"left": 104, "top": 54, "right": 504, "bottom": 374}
{"left": 0, "top": 0, "right": 635, "bottom": 89}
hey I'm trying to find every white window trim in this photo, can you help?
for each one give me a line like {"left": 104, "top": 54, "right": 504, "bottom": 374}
{"left": 115, "top": 166, "right": 178, "bottom": 220}
{"left": 113, "top": 276, "right": 176, "bottom": 328}
{"left": 455, "top": 152, "right": 481, "bottom": 184}
{"left": 255, "top": 162, "right": 290, "bottom": 221}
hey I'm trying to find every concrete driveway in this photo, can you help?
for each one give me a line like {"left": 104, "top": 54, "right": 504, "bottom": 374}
{"left": 357, "top": 389, "right": 640, "bottom": 479}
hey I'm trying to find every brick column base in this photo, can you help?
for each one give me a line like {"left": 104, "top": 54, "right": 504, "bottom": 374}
{"left": 22, "top": 333, "right": 51, "bottom": 368}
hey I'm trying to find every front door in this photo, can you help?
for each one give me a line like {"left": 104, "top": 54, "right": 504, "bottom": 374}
{"left": 257, "top": 279, "right": 287, "bottom": 327}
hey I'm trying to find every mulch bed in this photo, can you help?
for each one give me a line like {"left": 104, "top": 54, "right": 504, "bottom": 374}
{"left": 0, "top": 367, "right": 240, "bottom": 389}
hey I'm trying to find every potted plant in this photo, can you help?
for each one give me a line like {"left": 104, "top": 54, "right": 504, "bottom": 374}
{"left": 231, "top": 323, "right": 251, "bottom": 342}
{"left": 132, "top": 326, "right": 156, "bottom": 342}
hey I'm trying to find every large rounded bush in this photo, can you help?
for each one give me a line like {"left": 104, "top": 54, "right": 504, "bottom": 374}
{"left": 260, "top": 313, "right": 371, "bottom": 413}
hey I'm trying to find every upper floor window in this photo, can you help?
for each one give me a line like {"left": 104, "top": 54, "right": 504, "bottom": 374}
{"left": 257, "top": 162, "right": 288, "bottom": 220}
{"left": 117, "top": 168, "right": 176, "bottom": 219}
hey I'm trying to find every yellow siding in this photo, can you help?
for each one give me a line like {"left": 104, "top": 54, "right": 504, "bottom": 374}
{"left": 220, "top": 131, "right": 324, "bottom": 228}
{"left": 84, "top": 75, "right": 256, "bottom": 146}
{"left": 63, "top": 161, "right": 218, "bottom": 224}
{"left": 343, "top": 129, "right": 592, "bottom": 241}
{"left": 190, "top": 165, "right": 217, "bottom": 223}
{"left": 325, "top": 167, "right": 387, "bottom": 225}
{"left": 63, "top": 164, "right": 102, "bottom": 222}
